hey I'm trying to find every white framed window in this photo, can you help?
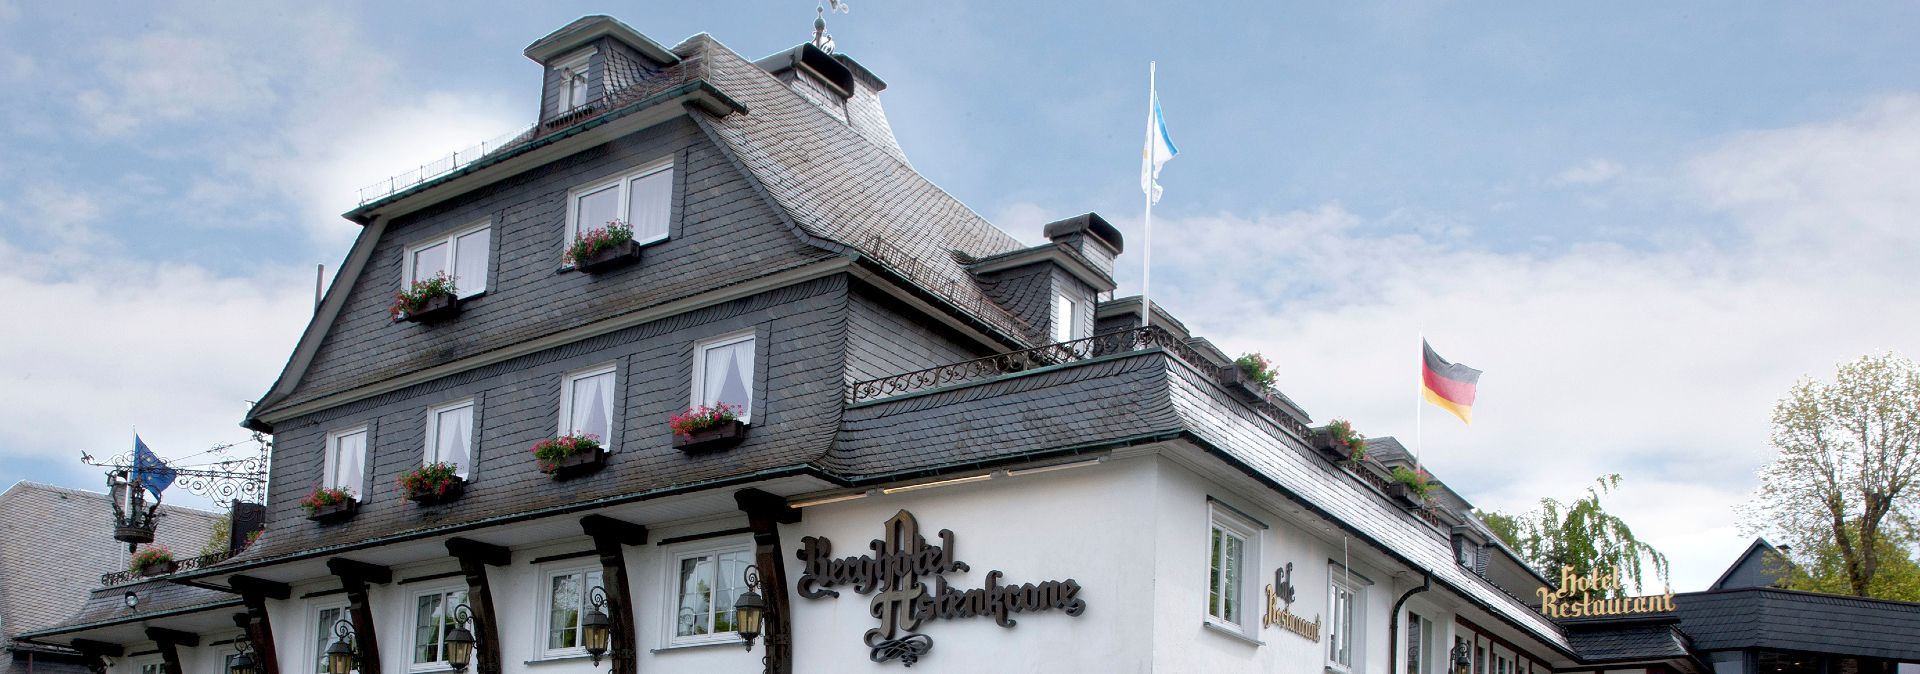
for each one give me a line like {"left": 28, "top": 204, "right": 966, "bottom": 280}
{"left": 402, "top": 222, "right": 490, "bottom": 299}
{"left": 1051, "top": 292, "right": 1079, "bottom": 342}
{"left": 311, "top": 603, "right": 352, "bottom": 674}
{"left": 1406, "top": 611, "right": 1433, "bottom": 674}
{"left": 560, "top": 365, "right": 617, "bottom": 446}
{"left": 1205, "top": 502, "right": 1259, "bottom": 633}
{"left": 663, "top": 542, "right": 753, "bottom": 648}
{"left": 565, "top": 160, "right": 673, "bottom": 257}
{"left": 136, "top": 659, "right": 164, "bottom": 674}
{"left": 692, "top": 331, "right": 755, "bottom": 423}
{"left": 322, "top": 426, "right": 368, "bottom": 497}
{"left": 535, "top": 565, "right": 605, "bottom": 659}
{"left": 407, "top": 587, "right": 470, "bottom": 671}
{"left": 424, "top": 399, "right": 475, "bottom": 478}
{"left": 553, "top": 50, "right": 593, "bottom": 111}
{"left": 1328, "top": 569, "right": 1367, "bottom": 673}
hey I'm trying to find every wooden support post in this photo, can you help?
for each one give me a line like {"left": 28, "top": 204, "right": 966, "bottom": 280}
{"left": 580, "top": 515, "right": 647, "bottom": 674}
{"left": 144, "top": 628, "right": 198, "bottom": 674}
{"left": 70, "top": 639, "right": 123, "bottom": 674}
{"left": 446, "top": 538, "right": 511, "bottom": 674}
{"left": 735, "top": 489, "right": 800, "bottom": 674}
{"left": 228, "top": 575, "right": 289, "bottom": 674}
{"left": 327, "top": 558, "right": 393, "bottom": 674}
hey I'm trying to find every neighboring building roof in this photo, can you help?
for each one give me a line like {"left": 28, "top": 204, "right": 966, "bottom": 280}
{"left": 523, "top": 14, "right": 679, "bottom": 65}
{"left": 1671, "top": 587, "right": 1920, "bottom": 661}
{"left": 0, "top": 482, "right": 222, "bottom": 640}
{"left": 1709, "top": 538, "right": 1793, "bottom": 590}
{"left": 1564, "top": 617, "right": 1694, "bottom": 663}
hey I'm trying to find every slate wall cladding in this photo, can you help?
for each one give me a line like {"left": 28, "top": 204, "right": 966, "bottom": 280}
{"left": 249, "top": 276, "right": 848, "bottom": 559}
{"left": 843, "top": 285, "right": 986, "bottom": 385}
{"left": 976, "top": 262, "right": 1096, "bottom": 343}
{"left": 279, "top": 116, "right": 837, "bottom": 413}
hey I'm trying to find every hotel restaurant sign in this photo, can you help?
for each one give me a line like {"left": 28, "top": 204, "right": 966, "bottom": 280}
{"left": 795, "top": 510, "right": 1087, "bottom": 666}
{"left": 1536, "top": 565, "right": 1676, "bottom": 618}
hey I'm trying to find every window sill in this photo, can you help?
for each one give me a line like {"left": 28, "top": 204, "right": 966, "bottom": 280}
{"left": 650, "top": 636, "right": 745, "bottom": 654}
{"left": 1201, "top": 619, "right": 1263, "bottom": 647}
{"left": 524, "top": 653, "right": 594, "bottom": 665}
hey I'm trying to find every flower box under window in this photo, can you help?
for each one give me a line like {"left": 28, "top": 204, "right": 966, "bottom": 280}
{"left": 575, "top": 239, "right": 642, "bottom": 273}
{"left": 400, "top": 463, "right": 467, "bottom": 505}
{"left": 673, "top": 420, "right": 747, "bottom": 453}
{"left": 535, "top": 435, "right": 610, "bottom": 480}
{"left": 306, "top": 498, "right": 359, "bottom": 524}
{"left": 401, "top": 294, "right": 460, "bottom": 323}
{"left": 406, "top": 478, "right": 465, "bottom": 504}
{"left": 137, "top": 560, "right": 179, "bottom": 577}
{"left": 1387, "top": 482, "right": 1424, "bottom": 509}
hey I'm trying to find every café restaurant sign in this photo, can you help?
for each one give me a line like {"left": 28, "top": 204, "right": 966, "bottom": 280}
{"left": 1536, "top": 565, "right": 1675, "bottom": 618}
{"left": 1261, "top": 563, "right": 1321, "bottom": 641}
{"left": 796, "top": 509, "right": 1087, "bottom": 667}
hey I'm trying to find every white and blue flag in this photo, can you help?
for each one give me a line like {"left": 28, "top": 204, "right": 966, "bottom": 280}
{"left": 1140, "top": 77, "right": 1178, "bottom": 204}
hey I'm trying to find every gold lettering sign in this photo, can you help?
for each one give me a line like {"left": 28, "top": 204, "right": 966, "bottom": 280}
{"left": 1535, "top": 565, "right": 1674, "bottom": 619}
{"left": 1262, "top": 563, "right": 1322, "bottom": 642}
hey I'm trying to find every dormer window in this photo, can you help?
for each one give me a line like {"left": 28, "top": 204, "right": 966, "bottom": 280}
{"left": 553, "top": 50, "right": 594, "bottom": 113}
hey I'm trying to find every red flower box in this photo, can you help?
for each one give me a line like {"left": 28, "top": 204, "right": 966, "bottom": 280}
{"left": 401, "top": 293, "right": 460, "bottom": 323}
{"left": 575, "top": 240, "right": 642, "bottom": 274}
{"left": 306, "top": 498, "right": 359, "bottom": 523}
{"left": 673, "top": 420, "right": 747, "bottom": 453}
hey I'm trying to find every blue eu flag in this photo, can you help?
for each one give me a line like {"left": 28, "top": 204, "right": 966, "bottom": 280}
{"left": 131, "top": 435, "right": 176, "bottom": 498}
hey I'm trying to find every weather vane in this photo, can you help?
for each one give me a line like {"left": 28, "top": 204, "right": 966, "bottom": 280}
{"left": 813, "top": 0, "right": 849, "bottom": 53}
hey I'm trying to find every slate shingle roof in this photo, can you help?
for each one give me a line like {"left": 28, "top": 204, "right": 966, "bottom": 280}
{"left": 1672, "top": 587, "right": 1920, "bottom": 660}
{"left": 1564, "top": 619, "right": 1693, "bottom": 662}
{"left": 0, "top": 483, "right": 222, "bottom": 639}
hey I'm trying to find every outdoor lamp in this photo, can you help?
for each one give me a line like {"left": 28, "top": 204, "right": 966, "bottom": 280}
{"left": 325, "top": 620, "right": 357, "bottom": 674}
{"left": 733, "top": 565, "right": 766, "bottom": 650}
{"left": 1451, "top": 637, "right": 1472, "bottom": 674}
{"left": 443, "top": 604, "right": 476, "bottom": 673}
{"left": 581, "top": 588, "right": 611, "bottom": 665}
{"left": 228, "top": 640, "right": 256, "bottom": 674}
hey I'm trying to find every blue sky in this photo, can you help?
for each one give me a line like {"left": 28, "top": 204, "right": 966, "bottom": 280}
{"left": 1, "top": 1, "right": 1917, "bottom": 590}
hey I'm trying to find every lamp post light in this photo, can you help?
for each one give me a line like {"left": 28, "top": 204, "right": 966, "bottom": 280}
{"left": 581, "top": 587, "right": 612, "bottom": 666}
{"left": 444, "top": 604, "right": 477, "bottom": 673}
{"left": 325, "top": 620, "right": 358, "bottom": 674}
{"left": 1451, "top": 637, "right": 1473, "bottom": 674}
{"left": 733, "top": 565, "right": 767, "bottom": 651}
{"left": 228, "top": 639, "right": 256, "bottom": 674}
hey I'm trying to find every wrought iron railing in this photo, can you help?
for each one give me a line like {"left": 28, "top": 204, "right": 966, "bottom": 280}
{"left": 860, "top": 236, "right": 1031, "bottom": 340}
{"left": 99, "top": 549, "right": 235, "bottom": 587}
{"left": 1348, "top": 463, "right": 1448, "bottom": 529}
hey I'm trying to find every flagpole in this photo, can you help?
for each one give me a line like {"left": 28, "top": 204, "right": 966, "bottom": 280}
{"left": 1416, "top": 329, "right": 1424, "bottom": 465}
{"left": 1139, "top": 61, "right": 1156, "bottom": 329}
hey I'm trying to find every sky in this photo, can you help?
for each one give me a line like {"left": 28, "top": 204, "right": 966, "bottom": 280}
{"left": 1, "top": 1, "right": 1917, "bottom": 591}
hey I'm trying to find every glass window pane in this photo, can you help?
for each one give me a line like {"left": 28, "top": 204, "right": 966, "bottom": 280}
{"left": 568, "top": 371, "right": 615, "bottom": 442}
{"left": 713, "top": 550, "right": 751, "bottom": 633}
{"left": 454, "top": 229, "right": 489, "bottom": 297}
{"left": 676, "top": 555, "right": 713, "bottom": 637}
{"left": 549, "top": 573, "right": 582, "bottom": 649}
{"left": 1053, "top": 294, "right": 1072, "bottom": 342}
{"left": 411, "top": 242, "right": 449, "bottom": 285}
{"left": 330, "top": 432, "right": 365, "bottom": 495}
{"left": 415, "top": 594, "right": 442, "bottom": 663}
{"left": 1208, "top": 528, "right": 1223, "bottom": 618}
{"left": 627, "top": 169, "right": 672, "bottom": 242}
{"left": 434, "top": 405, "right": 473, "bottom": 475}
{"left": 315, "top": 607, "right": 342, "bottom": 674}
{"left": 701, "top": 339, "right": 754, "bottom": 419}
{"left": 574, "top": 185, "right": 621, "bottom": 238}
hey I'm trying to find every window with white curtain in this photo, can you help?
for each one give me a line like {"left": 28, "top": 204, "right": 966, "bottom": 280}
{"left": 693, "top": 332, "right": 755, "bottom": 422}
{"left": 666, "top": 543, "right": 753, "bottom": 647}
{"left": 538, "top": 566, "right": 604, "bottom": 658}
{"left": 408, "top": 587, "right": 469, "bottom": 670}
{"left": 1205, "top": 503, "right": 1259, "bottom": 633}
{"left": 561, "top": 365, "right": 617, "bottom": 445}
{"left": 552, "top": 50, "right": 593, "bottom": 113}
{"left": 1328, "top": 570, "right": 1367, "bottom": 673}
{"left": 1052, "top": 292, "right": 1077, "bottom": 342}
{"left": 323, "top": 427, "right": 367, "bottom": 496}
{"left": 424, "top": 400, "right": 474, "bottom": 478}
{"left": 312, "top": 605, "right": 350, "bottom": 674}
{"left": 565, "top": 160, "right": 673, "bottom": 258}
{"left": 403, "top": 223, "right": 490, "bottom": 299}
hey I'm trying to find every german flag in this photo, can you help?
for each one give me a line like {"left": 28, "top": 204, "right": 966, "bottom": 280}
{"left": 1422, "top": 340, "right": 1482, "bottom": 424}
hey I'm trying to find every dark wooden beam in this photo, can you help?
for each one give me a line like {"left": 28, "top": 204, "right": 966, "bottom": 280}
{"left": 580, "top": 515, "right": 645, "bottom": 674}
{"left": 144, "top": 628, "right": 197, "bottom": 674}
{"left": 69, "top": 640, "right": 123, "bottom": 658}
{"left": 446, "top": 538, "right": 510, "bottom": 674}
{"left": 736, "top": 488, "right": 800, "bottom": 674}
{"left": 325, "top": 558, "right": 393, "bottom": 585}
{"left": 228, "top": 575, "right": 286, "bottom": 674}
{"left": 329, "top": 558, "right": 389, "bottom": 674}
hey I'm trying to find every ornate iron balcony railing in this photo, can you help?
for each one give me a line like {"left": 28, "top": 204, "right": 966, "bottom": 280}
{"left": 99, "top": 549, "right": 235, "bottom": 587}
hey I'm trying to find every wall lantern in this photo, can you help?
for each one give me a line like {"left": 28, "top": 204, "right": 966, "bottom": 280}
{"left": 229, "top": 639, "right": 256, "bottom": 674}
{"left": 581, "top": 587, "right": 612, "bottom": 665}
{"left": 1451, "top": 637, "right": 1472, "bottom": 674}
{"left": 732, "top": 565, "right": 766, "bottom": 650}
{"left": 443, "top": 604, "right": 477, "bottom": 673}
{"left": 325, "top": 619, "right": 358, "bottom": 674}
{"left": 108, "top": 470, "right": 161, "bottom": 547}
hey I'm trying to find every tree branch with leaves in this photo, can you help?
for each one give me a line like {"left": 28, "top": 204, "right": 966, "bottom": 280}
{"left": 1481, "top": 474, "right": 1670, "bottom": 596}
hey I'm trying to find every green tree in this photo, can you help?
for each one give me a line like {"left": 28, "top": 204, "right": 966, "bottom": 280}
{"left": 1744, "top": 352, "right": 1920, "bottom": 598}
{"left": 1479, "top": 474, "right": 1670, "bottom": 595}
{"left": 199, "top": 514, "right": 232, "bottom": 557}
{"left": 1768, "top": 526, "right": 1920, "bottom": 601}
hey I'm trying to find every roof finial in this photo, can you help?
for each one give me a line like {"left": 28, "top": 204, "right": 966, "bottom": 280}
{"left": 813, "top": 0, "right": 848, "bottom": 53}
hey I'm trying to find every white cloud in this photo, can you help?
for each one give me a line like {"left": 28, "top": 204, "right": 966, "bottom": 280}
{"left": 1550, "top": 158, "right": 1623, "bottom": 186}
{"left": 0, "top": 236, "right": 311, "bottom": 509}
{"left": 1048, "top": 95, "right": 1920, "bottom": 591}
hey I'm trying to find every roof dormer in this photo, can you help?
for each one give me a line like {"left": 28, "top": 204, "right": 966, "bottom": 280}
{"left": 523, "top": 15, "right": 680, "bottom": 126}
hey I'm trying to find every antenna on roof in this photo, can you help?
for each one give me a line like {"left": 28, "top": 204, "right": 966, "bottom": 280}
{"left": 813, "top": 0, "right": 849, "bottom": 53}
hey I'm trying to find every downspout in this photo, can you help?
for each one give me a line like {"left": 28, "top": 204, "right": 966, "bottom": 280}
{"left": 1389, "top": 574, "right": 1432, "bottom": 674}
